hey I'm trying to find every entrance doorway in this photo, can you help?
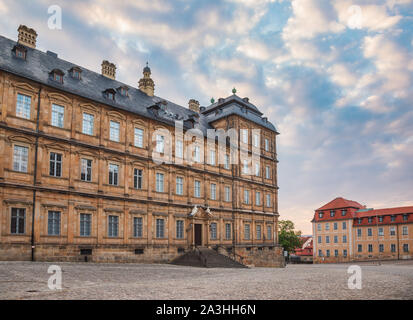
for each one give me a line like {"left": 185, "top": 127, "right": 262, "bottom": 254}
{"left": 194, "top": 224, "right": 202, "bottom": 246}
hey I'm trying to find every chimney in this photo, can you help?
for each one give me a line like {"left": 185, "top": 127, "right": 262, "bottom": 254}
{"left": 17, "top": 25, "right": 37, "bottom": 49}
{"left": 101, "top": 60, "right": 116, "bottom": 80}
{"left": 138, "top": 62, "right": 155, "bottom": 96}
{"left": 188, "top": 99, "right": 200, "bottom": 113}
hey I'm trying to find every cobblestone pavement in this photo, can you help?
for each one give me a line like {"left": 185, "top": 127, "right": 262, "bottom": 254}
{"left": 0, "top": 260, "right": 412, "bottom": 300}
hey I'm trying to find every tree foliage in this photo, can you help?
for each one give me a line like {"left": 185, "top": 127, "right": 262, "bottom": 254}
{"left": 278, "top": 220, "right": 302, "bottom": 253}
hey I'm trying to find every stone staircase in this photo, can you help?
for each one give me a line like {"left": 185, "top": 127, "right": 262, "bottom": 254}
{"left": 170, "top": 247, "right": 248, "bottom": 268}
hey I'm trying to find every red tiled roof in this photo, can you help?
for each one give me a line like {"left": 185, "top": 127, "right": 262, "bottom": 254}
{"left": 355, "top": 206, "right": 413, "bottom": 218}
{"left": 316, "top": 197, "right": 364, "bottom": 211}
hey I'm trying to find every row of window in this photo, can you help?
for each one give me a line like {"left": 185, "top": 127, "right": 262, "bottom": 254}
{"left": 240, "top": 129, "right": 272, "bottom": 152}
{"left": 357, "top": 214, "right": 410, "bottom": 224}
{"left": 318, "top": 235, "right": 347, "bottom": 244}
{"left": 11, "top": 208, "right": 273, "bottom": 241}
{"left": 318, "top": 209, "right": 347, "bottom": 219}
{"left": 16, "top": 94, "right": 275, "bottom": 156}
{"left": 317, "top": 244, "right": 411, "bottom": 257}
{"left": 318, "top": 249, "right": 348, "bottom": 257}
{"left": 317, "top": 221, "right": 347, "bottom": 231}
{"left": 356, "top": 226, "right": 409, "bottom": 237}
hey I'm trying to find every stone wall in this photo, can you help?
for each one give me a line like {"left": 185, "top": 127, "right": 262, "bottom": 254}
{"left": 217, "top": 245, "right": 285, "bottom": 268}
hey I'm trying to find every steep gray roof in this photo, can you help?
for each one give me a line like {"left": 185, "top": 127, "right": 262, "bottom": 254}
{"left": 0, "top": 35, "right": 278, "bottom": 133}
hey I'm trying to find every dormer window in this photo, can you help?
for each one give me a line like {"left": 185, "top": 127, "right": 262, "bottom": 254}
{"left": 117, "top": 86, "right": 129, "bottom": 97}
{"left": 12, "top": 45, "right": 27, "bottom": 60}
{"left": 318, "top": 211, "right": 324, "bottom": 218}
{"left": 69, "top": 67, "right": 82, "bottom": 80}
{"left": 49, "top": 69, "right": 64, "bottom": 84}
{"left": 103, "top": 89, "right": 116, "bottom": 101}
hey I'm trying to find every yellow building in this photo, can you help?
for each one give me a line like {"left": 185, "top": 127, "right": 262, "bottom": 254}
{"left": 0, "top": 25, "right": 283, "bottom": 266}
{"left": 312, "top": 197, "right": 413, "bottom": 263}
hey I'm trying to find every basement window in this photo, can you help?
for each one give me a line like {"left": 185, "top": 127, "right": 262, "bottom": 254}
{"left": 135, "top": 248, "right": 144, "bottom": 255}
{"left": 177, "top": 248, "right": 185, "bottom": 253}
{"left": 80, "top": 249, "right": 92, "bottom": 255}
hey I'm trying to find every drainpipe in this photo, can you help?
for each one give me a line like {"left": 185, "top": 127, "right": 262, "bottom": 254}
{"left": 31, "top": 86, "right": 42, "bottom": 261}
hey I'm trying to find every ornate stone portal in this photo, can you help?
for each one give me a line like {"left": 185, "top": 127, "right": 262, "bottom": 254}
{"left": 187, "top": 206, "right": 214, "bottom": 248}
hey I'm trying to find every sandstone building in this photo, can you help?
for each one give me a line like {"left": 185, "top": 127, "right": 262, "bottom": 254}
{"left": 312, "top": 197, "right": 413, "bottom": 263}
{"left": 0, "top": 26, "right": 283, "bottom": 266}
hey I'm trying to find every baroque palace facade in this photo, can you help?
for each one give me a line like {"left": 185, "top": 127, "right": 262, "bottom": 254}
{"left": 312, "top": 197, "right": 413, "bottom": 263}
{"left": 0, "top": 26, "right": 283, "bottom": 266}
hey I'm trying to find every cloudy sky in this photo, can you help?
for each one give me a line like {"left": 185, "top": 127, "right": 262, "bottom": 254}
{"left": 1, "top": 0, "right": 412, "bottom": 234}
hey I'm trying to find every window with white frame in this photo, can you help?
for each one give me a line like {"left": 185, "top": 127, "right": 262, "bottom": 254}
{"left": 156, "top": 219, "right": 165, "bottom": 238}
{"left": 342, "top": 221, "right": 347, "bottom": 230}
{"left": 391, "top": 244, "right": 396, "bottom": 252}
{"left": 265, "top": 138, "right": 269, "bottom": 151}
{"left": 267, "top": 225, "right": 272, "bottom": 239}
{"left": 194, "top": 145, "right": 200, "bottom": 163}
{"left": 209, "top": 150, "right": 216, "bottom": 166}
{"left": 224, "top": 154, "right": 230, "bottom": 169}
{"left": 326, "top": 236, "right": 330, "bottom": 243}
{"left": 253, "top": 134, "right": 259, "bottom": 148}
{"left": 318, "top": 236, "right": 322, "bottom": 243}
{"left": 378, "top": 227, "right": 384, "bottom": 236}
{"left": 194, "top": 180, "right": 201, "bottom": 198}
{"left": 16, "top": 93, "right": 31, "bottom": 119}
{"left": 80, "top": 159, "right": 92, "bottom": 182}
{"left": 403, "top": 244, "right": 409, "bottom": 252}
{"left": 244, "top": 224, "right": 250, "bottom": 240}
{"left": 11, "top": 208, "right": 25, "bottom": 234}
{"left": 241, "top": 129, "right": 248, "bottom": 144}
{"left": 108, "top": 215, "right": 118, "bottom": 237}
{"left": 176, "top": 220, "right": 184, "bottom": 239}
{"left": 255, "top": 191, "right": 261, "bottom": 206}
{"left": 343, "top": 235, "right": 347, "bottom": 243}
{"left": 224, "top": 186, "right": 230, "bottom": 202}
{"left": 255, "top": 162, "right": 260, "bottom": 176}
{"left": 210, "top": 183, "right": 217, "bottom": 200}
{"left": 176, "top": 177, "right": 183, "bottom": 195}
{"left": 109, "top": 120, "right": 120, "bottom": 142}
{"left": 176, "top": 140, "right": 183, "bottom": 158}
{"left": 317, "top": 224, "right": 322, "bottom": 231}
{"left": 134, "top": 217, "right": 143, "bottom": 238}
{"left": 134, "top": 128, "right": 144, "bottom": 148}
{"left": 80, "top": 213, "right": 91, "bottom": 237}
{"left": 210, "top": 222, "right": 217, "bottom": 240}
{"left": 108, "top": 164, "right": 119, "bottom": 186}
{"left": 82, "top": 113, "right": 94, "bottom": 135}
{"left": 242, "top": 159, "right": 249, "bottom": 174}
{"left": 357, "top": 228, "right": 362, "bottom": 237}
{"left": 49, "top": 152, "right": 62, "bottom": 177}
{"left": 334, "top": 235, "right": 338, "bottom": 243}
{"left": 402, "top": 226, "right": 408, "bottom": 235}
{"left": 265, "top": 166, "right": 270, "bottom": 179}
{"left": 51, "top": 104, "right": 64, "bottom": 128}
{"left": 334, "top": 222, "right": 338, "bottom": 230}
{"left": 390, "top": 226, "right": 396, "bottom": 236}
{"left": 156, "top": 173, "right": 164, "bottom": 192}
{"left": 48, "top": 211, "right": 61, "bottom": 236}
{"left": 325, "top": 223, "right": 330, "bottom": 231}
{"left": 244, "top": 189, "right": 250, "bottom": 204}
{"left": 368, "top": 244, "right": 373, "bottom": 252}
{"left": 225, "top": 223, "right": 231, "bottom": 240}
{"left": 156, "top": 134, "right": 165, "bottom": 153}
{"left": 13, "top": 145, "right": 28, "bottom": 173}
{"left": 134, "top": 169, "right": 143, "bottom": 189}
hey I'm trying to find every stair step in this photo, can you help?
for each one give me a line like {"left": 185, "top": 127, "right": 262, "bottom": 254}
{"left": 170, "top": 248, "right": 247, "bottom": 268}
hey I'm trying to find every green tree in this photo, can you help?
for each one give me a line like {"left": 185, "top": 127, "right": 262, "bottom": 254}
{"left": 278, "top": 220, "right": 302, "bottom": 253}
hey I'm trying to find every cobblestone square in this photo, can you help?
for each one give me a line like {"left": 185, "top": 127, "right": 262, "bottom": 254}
{"left": 0, "top": 261, "right": 412, "bottom": 300}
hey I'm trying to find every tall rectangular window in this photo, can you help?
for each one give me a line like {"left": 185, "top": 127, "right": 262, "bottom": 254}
{"left": 391, "top": 244, "right": 396, "bottom": 252}
{"left": 108, "top": 215, "right": 118, "bottom": 237}
{"left": 325, "top": 223, "right": 330, "bottom": 231}
{"left": 156, "top": 219, "right": 164, "bottom": 238}
{"left": 343, "top": 249, "right": 347, "bottom": 257}
{"left": 210, "top": 183, "right": 217, "bottom": 200}
{"left": 403, "top": 244, "right": 409, "bottom": 253}
{"left": 176, "top": 140, "right": 183, "bottom": 158}
{"left": 156, "top": 173, "right": 164, "bottom": 192}
{"left": 134, "top": 217, "right": 143, "bottom": 238}
{"left": 16, "top": 93, "right": 31, "bottom": 119}
{"left": 326, "top": 250, "right": 330, "bottom": 257}
{"left": 318, "top": 236, "right": 322, "bottom": 243}
{"left": 224, "top": 186, "right": 230, "bottom": 202}
{"left": 267, "top": 225, "right": 272, "bottom": 239}
{"left": 194, "top": 145, "right": 201, "bottom": 163}
{"left": 379, "top": 244, "right": 384, "bottom": 252}
{"left": 378, "top": 227, "right": 384, "bottom": 236}
{"left": 134, "top": 128, "right": 144, "bottom": 148}
{"left": 176, "top": 177, "right": 183, "bottom": 195}
{"left": 82, "top": 113, "right": 94, "bottom": 135}
{"left": 13, "top": 145, "right": 28, "bottom": 172}
{"left": 11, "top": 208, "right": 25, "bottom": 234}
{"left": 402, "top": 226, "right": 408, "bottom": 235}
{"left": 48, "top": 211, "right": 61, "bottom": 236}
{"left": 209, "top": 150, "right": 216, "bottom": 166}
{"left": 255, "top": 191, "right": 261, "bottom": 206}
{"left": 225, "top": 223, "right": 231, "bottom": 240}
{"left": 109, "top": 164, "right": 119, "bottom": 186}
{"left": 358, "top": 244, "right": 362, "bottom": 252}
{"left": 357, "top": 228, "right": 362, "bottom": 237}
{"left": 176, "top": 220, "right": 184, "bottom": 239}
{"left": 241, "top": 129, "right": 248, "bottom": 144}
{"left": 51, "top": 104, "right": 64, "bottom": 128}
{"left": 156, "top": 135, "right": 164, "bottom": 153}
{"left": 80, "top": 213, "right": 91, "bottom": 237}
{"left": 368, "top": 244, "right": 373, "bottom": 252}
{"left": 334, "top": 250, "right": 339, "bottom": 257}
{"left": 334, "top": 222, "right": 338, "bottom": 230}
{"left": 255, "top": 162, "right": 260, "bottom": 176}
{"left": 244, "top": 189, "right": 250, "bottom": 204}
{"left": 49, "top": 152, "right": 62, "bottom": 177}
{"left": 368, "top": 228, "right": 372, "bottom": 236}
{"left": 210, "top": 222, "right": 217, "bottom": 240}
{"left": 194, "top": 180, "right": 201, "bottom": 198}
{"left": 256, "top": 225, "right": 262, "bottom": 240}
{"left": 343, "top": 235, "right": 347, "bottom": 243}
{"left": 390, "top": 226, "right": 396, "bottom": 236}
{"left": 253, "top": 134, "right": 259, "bottom": 148}
{"left": 80, "top": 159, "right": 92, "bottom": 182}
{"left": 134, "top": 169, "right": 143, "bottom": 189}
{"left": 342, "top": 221, "right": 347, "bottom": 230}
{"left": 244, "top": 224, "right": 250, "bottom": 240}
{"left": 109, "top": 120, "right": 120, "bottom": 142}
{"left": 317, "top": 224, "right": 322, "bottom": 231}
{"left": 326, "top": 236, "right": 330, "bottom": 244}
{"left": 266, "top": 194, "right": 271, "bottom": 207}
{"left": 265, "top": 138, "right": 269, "bottom": 151}
{"left": 224, "top": 154, "right": 230, "bottom": 169}
{"left": 265, "top": 166, "right": 270, "bottom": 179}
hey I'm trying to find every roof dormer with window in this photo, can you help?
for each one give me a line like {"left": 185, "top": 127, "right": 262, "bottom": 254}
{"left": 103, "top": 88, "right": 116, "bottom": 101}
{"left": 12, "top": 44, "right": 27, "bottom": 60}
{"left": 49, "top": 69, "right": 65, "bottom": 84}
{"left": 69, "top": 66, "right": 82, "bottom": 80}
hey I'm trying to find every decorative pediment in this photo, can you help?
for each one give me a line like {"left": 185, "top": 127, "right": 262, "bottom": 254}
{"left": 7, "top": 135, "right": 34, "bottom": 145}
{"left": 188, "top": 205, "right": 213, "bottom": 219}
{"left": 79, "top": 103, "right": 98, "bottom": 114}
{"left": 47, "top": 92, "right": 71, "bottom": 104}
{"left": 12, "top": 81, "right": 37, "bottom": 93}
